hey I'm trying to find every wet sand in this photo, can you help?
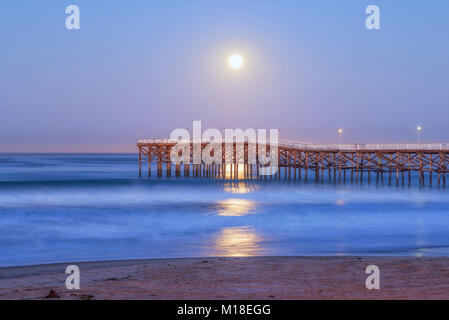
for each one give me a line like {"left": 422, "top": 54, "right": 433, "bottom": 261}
{"left": 1, "top": 257, "right": 449, "bottom": 300}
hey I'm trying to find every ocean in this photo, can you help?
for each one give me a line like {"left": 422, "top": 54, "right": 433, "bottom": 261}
{"left": 1, "top": 153, "right": 449, "bottom": 267}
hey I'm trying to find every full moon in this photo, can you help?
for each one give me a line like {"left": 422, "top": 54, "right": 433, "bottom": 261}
{"left": 228, "top": 54, "right": 243, "bottom": 69}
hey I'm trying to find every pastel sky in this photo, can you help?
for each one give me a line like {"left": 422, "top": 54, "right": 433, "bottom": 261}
{"left": 1, "top": 0, "right": 448, "bottom": 152}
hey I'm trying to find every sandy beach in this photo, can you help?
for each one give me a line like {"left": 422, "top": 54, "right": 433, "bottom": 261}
{"left": 1, "top": 257, "right": 449, "bottom": 300}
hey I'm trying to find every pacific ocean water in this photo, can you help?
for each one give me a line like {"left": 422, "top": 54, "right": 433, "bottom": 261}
{"left": 1, "top": 153, "right": 449, "bottom": 267}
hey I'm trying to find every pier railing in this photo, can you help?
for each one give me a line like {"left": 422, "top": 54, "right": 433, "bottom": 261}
{"left": 138, "top": 139, "right": 449, "bottom": 151}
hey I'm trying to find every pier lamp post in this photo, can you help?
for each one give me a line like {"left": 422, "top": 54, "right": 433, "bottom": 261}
{"left": 338, "top": 129, "right": 343, "bottom": 149}
{"left": 417, "top": 126, "right": 422, "bottom": 147}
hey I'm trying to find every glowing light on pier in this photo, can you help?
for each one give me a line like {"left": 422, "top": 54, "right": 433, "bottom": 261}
{"left": 417, "top": 126, "right": 423, "bottom": 145}
{"left": 338, "top": 129, "right": 343, "bottom": 147}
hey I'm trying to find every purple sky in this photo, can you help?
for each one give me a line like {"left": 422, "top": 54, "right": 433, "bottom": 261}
{"left": 1, "top": 0, "right": 448, "bottom": 152}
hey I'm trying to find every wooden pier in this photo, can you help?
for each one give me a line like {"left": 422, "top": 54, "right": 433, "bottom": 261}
{"left": 137, "top": 139, "right": 449, "bottom": 186}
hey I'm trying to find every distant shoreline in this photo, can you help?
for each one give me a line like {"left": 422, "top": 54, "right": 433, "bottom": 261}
{"left": 1, "top": 256, "right": 449, "bottom": 300}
